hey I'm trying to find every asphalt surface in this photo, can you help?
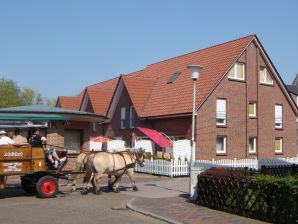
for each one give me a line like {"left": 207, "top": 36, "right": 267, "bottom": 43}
{"left": 0, "top": 174, "right": 169, "bottom": 224}
{"left": 0, "top": 174, "right": 265, "bottom": 224}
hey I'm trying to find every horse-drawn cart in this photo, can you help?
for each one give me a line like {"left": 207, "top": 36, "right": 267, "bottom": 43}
{"left": 0, "top": 104, "right": 106, "bottom": 198}
{"left": 0, "top": 145, "right": 74, "bottom": 198}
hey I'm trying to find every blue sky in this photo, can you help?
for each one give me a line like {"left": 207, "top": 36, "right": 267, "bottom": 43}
{"left": 0, "top": 0, "right": 297, "bottom": 99}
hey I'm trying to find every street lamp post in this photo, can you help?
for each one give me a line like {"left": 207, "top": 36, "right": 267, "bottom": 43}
{"left": 187, "top": 64, "right": 202, "bottom": 200}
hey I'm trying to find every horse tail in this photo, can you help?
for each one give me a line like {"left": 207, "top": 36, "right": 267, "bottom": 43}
{"left": 83, "top": 155, "right": 95, "bottom": 183}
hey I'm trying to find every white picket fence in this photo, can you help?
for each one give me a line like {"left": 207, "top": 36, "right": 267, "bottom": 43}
{"left": 134, "top": 159, "right": 189, "bottom": 177}
{"left": 134, "top": 156, "right": 298, "bottom": 177}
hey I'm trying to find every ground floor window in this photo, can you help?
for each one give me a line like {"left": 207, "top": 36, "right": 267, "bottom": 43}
{"left": 275, "top": 138, "right": 283, "bottom": 153}
{"left": 248, "top": 137, "right": 257, "bottom": 154}
{"left": 216, "top": 136, "right": 226, "bottom": 154}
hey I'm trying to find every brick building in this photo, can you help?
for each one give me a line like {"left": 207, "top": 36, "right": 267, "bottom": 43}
{"left": 58, "top": 35, "right": 297, "bottom": 159}
{"left": 0, "top": 104, "right": 105, "bottom": 154}
{"left": 286, "top": 73, "right": 298, "bottom": 151}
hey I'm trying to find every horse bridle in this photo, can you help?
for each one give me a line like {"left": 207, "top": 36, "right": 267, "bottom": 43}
{"left": 131, "top": 150, "right": 144, "bottom": 167}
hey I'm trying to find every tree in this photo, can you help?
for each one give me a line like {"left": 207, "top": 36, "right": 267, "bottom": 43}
{"left": 44, "top": 97, "right": 57, "bottom": 107}
{"left": 19, "top": 88, "right": 37, "bottom": 106}
{"left": 0, "top": 77, "right": 56, "bottom": 108}
{"left": 0, "top": 78, "right": 20, "bottom": 108}
{"left": 35, "top": 93, "right": 44, "bottom": 104}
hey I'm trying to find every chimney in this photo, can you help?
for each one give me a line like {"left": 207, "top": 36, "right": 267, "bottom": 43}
{"left": 292, "top": 72, "right": 298, "bottom": 86}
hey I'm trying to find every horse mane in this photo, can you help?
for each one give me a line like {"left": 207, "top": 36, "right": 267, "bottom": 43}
{"left": 127, "top": 147, "right": 145, "bottom": 157}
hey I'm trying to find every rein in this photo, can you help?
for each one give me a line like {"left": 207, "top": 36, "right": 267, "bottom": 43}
{"left": 111, "top": 150, "right": 139, "bottom": 174}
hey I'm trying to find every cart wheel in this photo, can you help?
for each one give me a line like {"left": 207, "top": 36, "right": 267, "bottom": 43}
{"left": 21, "top": 177, "right": 36, "bottom": 195}
{"left": 36, "top": 176, "right": 58, "bottom": 198}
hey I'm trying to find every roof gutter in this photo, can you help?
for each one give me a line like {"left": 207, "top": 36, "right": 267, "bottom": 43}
{"left": 140, "top": 112, "right": 192, "bottom": 120}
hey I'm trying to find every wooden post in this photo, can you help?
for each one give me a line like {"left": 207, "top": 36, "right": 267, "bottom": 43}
{"left": 0, "top": 176, "right": 5, "bottom": 189}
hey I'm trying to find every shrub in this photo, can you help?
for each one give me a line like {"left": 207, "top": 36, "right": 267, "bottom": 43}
{"left": 202, "top": 167, "right": 250, "bottom": 178}
{"left": 197, "top": 167, "right": 298, "bottom": 223}
{"left": 251, "top": 174, "right": 298, "bottom": 223}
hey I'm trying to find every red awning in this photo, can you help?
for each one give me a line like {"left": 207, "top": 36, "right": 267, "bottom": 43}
{"left": 90, "top": 136, "right": 111, "bottom": 143}
{"left": 137, "top": 127, "right": 173, "bottom": 148}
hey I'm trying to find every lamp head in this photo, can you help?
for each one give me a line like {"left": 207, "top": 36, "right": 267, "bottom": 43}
{"left": 187, "top": 64, "right": 202, "bottom": 80}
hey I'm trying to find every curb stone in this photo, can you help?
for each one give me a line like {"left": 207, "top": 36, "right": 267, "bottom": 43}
{"left": 126, "top": 198, "right": 182, "bottom": 224}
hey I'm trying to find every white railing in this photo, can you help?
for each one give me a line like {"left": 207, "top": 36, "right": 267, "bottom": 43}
{"left": 194, "top": 158, "right": 259, "bottom": 170}
{"left": 135, "top": 156, "right": 298, "bottom": 177}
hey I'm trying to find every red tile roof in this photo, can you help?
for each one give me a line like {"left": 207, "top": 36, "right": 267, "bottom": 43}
{"left": 87, "top": 88, "right": 115, "bottom": 115}
{"left": 85, "top": 78, "right": 119, "bottom": 115}
{"left": 58, "top": 35, "right": 260, "bottom": 118}
{"left": 58, "top": 77, "right": 118, "bottom": 115}
{"left": 122, "top": 72, "right": 156, "bottom": 116}
{"left": 57, "top": 91, "right": 84, "bottom": 110}
{"left": 122, "top": 35, "right": 255, "bottom": 117}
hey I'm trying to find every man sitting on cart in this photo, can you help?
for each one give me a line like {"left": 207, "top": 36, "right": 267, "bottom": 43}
{"left": 0, "top": 129, "right": 15, "bottom": 145}
{"left": 41, "top": 137, "right": 66, "bottom": 169}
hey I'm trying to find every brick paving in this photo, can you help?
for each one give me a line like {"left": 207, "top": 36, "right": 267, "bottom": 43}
{"left": 128, "top": 196, "right": 267, "bottom": 224}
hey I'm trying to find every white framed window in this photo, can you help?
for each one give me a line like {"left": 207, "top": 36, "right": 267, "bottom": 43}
{"left": 248, "top": 137, "right": 257, "bottom": 154}
{"left": 275, "top": 105, "right": 283, "bottom": 129}
{"left": 228, "top": 62, "right": 245, "bottom": 81}
{"left": 216, "top": 99, "right": 226, "bottom": 126}
{"left": 275, "top": 138, "right": 283, "bottom": 153}
{"left": 120, "top": 107, "right": 126, "bottom": 129}
{"left": 260, "top": 67, "right": 273, "bottom": 85}
{"left": 249, "top": 102, "right": 257, "bottom": 117}
{"left": 129, "top": 106, "right": 136, "bottom": 128}
{"left": 216, "top": 136, "right": 227, "bottom": 154}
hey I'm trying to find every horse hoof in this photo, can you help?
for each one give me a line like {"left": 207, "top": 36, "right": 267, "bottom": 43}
{"left": 133, "top": 186, "right": 138, "bottom": 191}
{"left": 114, "top": 189, "right": 120, "bottom": 193}
{"left": 95, "top": 190, "right": 103, "bottom": 195}
{"left": 81, "top": 189, "right": 88, "bottom": 195}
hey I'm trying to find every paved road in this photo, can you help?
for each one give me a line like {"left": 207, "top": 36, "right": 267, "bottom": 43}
{"left": 1, "top": 174, "right": 262, "bottom": 224}
{"left": 0, "top": 174, "right": 180, "bottom": 224}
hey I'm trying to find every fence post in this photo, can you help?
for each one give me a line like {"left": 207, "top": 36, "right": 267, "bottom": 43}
{"left": 170, "top": 160, "right": 173, "bottom": 177}
{"left": 190, "top": 164, "right": 205, "bottom": 201}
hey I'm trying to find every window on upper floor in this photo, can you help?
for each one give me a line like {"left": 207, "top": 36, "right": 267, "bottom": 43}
{"left": 129, "top": 106, "right": 136, "bottom": 128}
{"left": 228, "top": 62, "right": 245, "bottom": 81}
{"left": 216, "top": 136, "right": 227, "bottom": 154}
{"left": 275, "top": 105, "right": 283, "bottom": 129}
{"left": 260, "top": 67, "right": 273, "bottom": 85}
{"left": 120, "top": 107, "right": 126, "bottom": 129}
{"left": 216, "top": 99, "right": 227, "bottom": 126}
{"left": 248, "top": 137, "right": 257, "bottom": 154}
{"left": 275, "top": 138, "right": 283, "bottom": 153}
{"left": 249, "top": 102, "right": 257, "bottom": 118}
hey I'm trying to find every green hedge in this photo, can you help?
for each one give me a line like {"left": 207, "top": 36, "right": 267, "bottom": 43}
{"left": 197, "top": 168, "right": 298, "bottom": 223}
{"left": 251, "top": 174, "right": 298, "bottom": 223}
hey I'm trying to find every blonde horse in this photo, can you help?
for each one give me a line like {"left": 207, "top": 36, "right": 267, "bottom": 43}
{"left": 82, "top": 149, "right": 145, "bottom": 195}
{"left": 69, "top": 152, "right": 115, "bottom": 192}
{"left": 68, "top": 152, "right": 89, "bottom": 192}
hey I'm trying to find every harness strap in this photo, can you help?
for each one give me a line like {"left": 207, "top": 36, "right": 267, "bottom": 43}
{"left": 112, "top": 151, "right": 136, "bottom": 174}
{"left": 112, "top": 153, "right": 115, "bottom": 172}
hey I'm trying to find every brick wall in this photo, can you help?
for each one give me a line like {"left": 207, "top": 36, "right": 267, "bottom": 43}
{"left": 196, "top": 41, "right": 297, "bottom": 159}
{"left": 106, "top": 86, "right": 192, "bottom": 146}
{"left": 47, "top": 121, "right": 91, "bottom": 151}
